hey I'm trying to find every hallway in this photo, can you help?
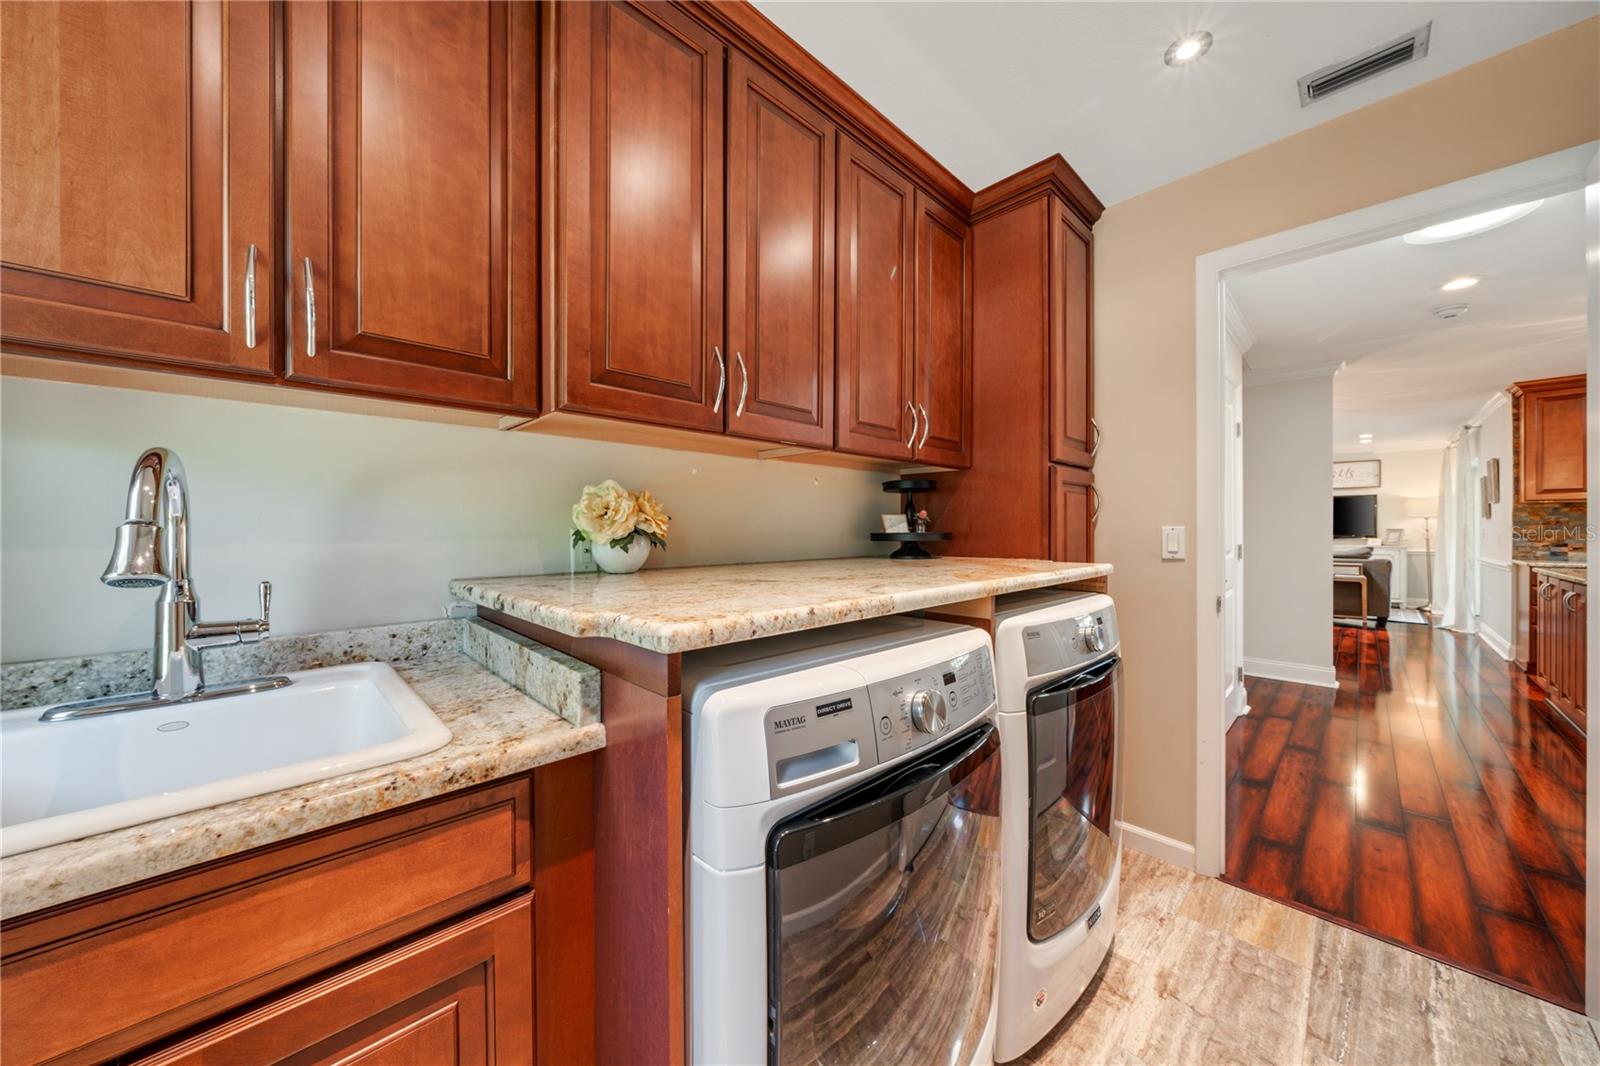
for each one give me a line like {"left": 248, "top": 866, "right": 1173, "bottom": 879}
{"left": 1225, "top": 623, "right": 1587, "bottom": 1010}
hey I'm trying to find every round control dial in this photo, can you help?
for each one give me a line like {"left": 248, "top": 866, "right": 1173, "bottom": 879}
{"left": 907, "top": 689, "right": 949, "bottom": 735}
{"left": 1078, "top": 617, "right": 1108, "bottom": 653}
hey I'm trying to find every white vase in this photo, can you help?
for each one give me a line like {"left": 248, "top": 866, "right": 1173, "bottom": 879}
{"left": 591, "top": 537, "right": 651, "bottom": 574}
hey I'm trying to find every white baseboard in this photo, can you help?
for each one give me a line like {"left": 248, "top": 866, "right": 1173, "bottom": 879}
{"left": 1119, "top": 821, "right": 1196, "bottom": 870}
{"left": 1477, "top": 621, "right": 1514, "bottom": 661}
{"left": 1243, "top": 657, "right": 1339, "bottom": 689}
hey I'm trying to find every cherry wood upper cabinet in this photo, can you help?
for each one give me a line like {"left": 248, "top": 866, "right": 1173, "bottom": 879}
{"left": 1050, "top": 205, "right": 1094, "bottom": 468}
{"left": 0, "top": 0, "right": 275, "bottom": 376}
{"left": 1513, "top": 375, "right": 1585, "bottom": 503}
{"left": 547, "top": 0, "right": 726, "bottom": 432}
{"left": 836, "top": 136, "right": 916, "bottom": 461}
{"left": 725, "top": 53, "right": 835, "bottom": 447}
{"left": 914, "top": 191, "right": 973, "bottom": 468}
{"left": 284, "top": 0, "right": 536, "bottom": 413}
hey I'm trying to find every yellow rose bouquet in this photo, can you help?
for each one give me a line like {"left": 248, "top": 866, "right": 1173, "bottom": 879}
{"left": 570, "top": 481, "right": 671, "bottom": 572}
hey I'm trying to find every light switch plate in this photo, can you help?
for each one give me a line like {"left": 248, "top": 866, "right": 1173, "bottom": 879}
{"left": 1161, "top": 526, "right": 1186, "bottom": 561}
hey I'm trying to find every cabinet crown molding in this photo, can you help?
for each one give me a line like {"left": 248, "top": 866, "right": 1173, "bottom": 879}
{"left": 970, "top": 154, "right": 1104, "bottom": 226}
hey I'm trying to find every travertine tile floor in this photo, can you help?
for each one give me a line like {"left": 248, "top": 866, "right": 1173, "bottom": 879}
{"left": 1022, "top": 849, "right": 1600, "bottom": 1065}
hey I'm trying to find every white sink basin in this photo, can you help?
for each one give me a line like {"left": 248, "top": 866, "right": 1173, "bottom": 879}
{"left": 1, "top": 662, "right": 451, "bottom": 857}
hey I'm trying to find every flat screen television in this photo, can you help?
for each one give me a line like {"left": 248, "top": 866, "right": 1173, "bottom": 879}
{"left": 1333, "top": 494, "right": 1378, "bottom": 539}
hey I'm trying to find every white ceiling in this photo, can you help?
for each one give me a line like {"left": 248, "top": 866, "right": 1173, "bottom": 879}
{"left": 1228, "top": 188, "right": 1588, "bottom": 453}
{"left": 753, "top": 1, "right": 1596, "bottom": 205}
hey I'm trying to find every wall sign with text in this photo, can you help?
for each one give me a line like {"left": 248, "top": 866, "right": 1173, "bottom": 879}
{"left": 1332, "top": 460, "right": 1381, "bottom": 489}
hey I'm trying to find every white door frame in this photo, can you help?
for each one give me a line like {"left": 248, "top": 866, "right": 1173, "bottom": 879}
{"left": 1191, "top": 146, "right": 1597, "bottom": 912}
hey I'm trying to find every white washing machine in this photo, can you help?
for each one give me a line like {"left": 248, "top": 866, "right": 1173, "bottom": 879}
{"left": 991, "top": 590, "right": 1122, "bottom": 1062}
{"left": 685, "top": 616, "right": 1002, "bottom": 1066}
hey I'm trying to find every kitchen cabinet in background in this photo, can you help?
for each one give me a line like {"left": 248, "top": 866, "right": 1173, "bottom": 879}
{"left": 1532, "top": 571, "right": 1587, "bottom": 741}
{"left": 0, "top": 0, "right": 276, "bottom": 376}
{"left": 1513, "top": 375, "right": 1586, "bottom": 503}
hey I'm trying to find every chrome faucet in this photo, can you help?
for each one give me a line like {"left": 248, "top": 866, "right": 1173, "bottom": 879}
{"left": 40, "top": 447, "right": 290, "bottom": 722}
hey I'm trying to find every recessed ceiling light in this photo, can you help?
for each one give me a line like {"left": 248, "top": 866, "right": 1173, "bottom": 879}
{"left": 1402, "top": 200, "right": 1544, "bottom": 245}
{"left": 1359, "top": 434, "right": 1374, "bottom": 442}
{"left": 1164, "top": 31, "right": 1213, "bottom": 66}
{"left": 1440, "top": 276, "right": 1479, "bottom": 291}
{"left": 1433, "top": 303, "right": 1470, "bottom": 320}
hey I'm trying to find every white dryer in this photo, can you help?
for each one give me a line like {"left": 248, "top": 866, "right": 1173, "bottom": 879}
{"left": 991, "top": 590, "right": 1122, "bottom": 1062}
{"left": 685, "top": 616, "right": 1002, "bottom": 1066}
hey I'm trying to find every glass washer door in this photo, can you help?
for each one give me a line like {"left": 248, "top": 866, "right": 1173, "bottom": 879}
{"left": 1026, "top": 655, "right": 1121, "bottom": 942}
{"left": 766, "top": 723, "right": 1002, "bottom": 1066}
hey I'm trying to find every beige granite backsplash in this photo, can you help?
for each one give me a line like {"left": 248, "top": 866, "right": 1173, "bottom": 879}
{"left": 460, "top": 616, "right": 601, "bottom": 727}
{"left": 1, "top": 619, "right": 464, "bottom": 712}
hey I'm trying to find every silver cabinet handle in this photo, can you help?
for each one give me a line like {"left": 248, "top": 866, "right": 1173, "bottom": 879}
{"left": 1564, "top": 590, "right": 1584, "bottom": 612}
{"left": 905, "top": 401, "right": 917, "bottom": 448}
{"left": 302, "top": 257, "right": 316, "bottom": 358}
{"left": 735, "top": 351, "right": 749, "bottom": 417}
{"left": 916, "top": 402, "right": 930, "bottom": 449}
{"left": 712, "top": 346, "right": 726, "bottom": 413}
{"left": 1090, "top": 416, "right": 1102, "bottom": 458}
{"left": 1089, "top": 483, "right": 1101, "bottom": 524}
{"left": 243, "top": 244, "right": 258, "bottom": 349}
{"left": 1541, "top": 583, "right": 1559, "bottom": 601}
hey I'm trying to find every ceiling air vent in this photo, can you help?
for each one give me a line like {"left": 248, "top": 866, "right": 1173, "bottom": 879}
{"left": 1297, "top": 23, "right": 1432, "bottom": 107}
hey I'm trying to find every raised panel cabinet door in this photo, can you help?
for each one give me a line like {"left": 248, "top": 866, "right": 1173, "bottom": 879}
{"left": 1516, "top": 376, "right": 1586, "bottom": 502}
{"left": 1050, "top": 464, "right": 1095, "bottom": 563}
{"left": 132, "top": 895, "right": 534, "bottom": 1065}
{"left": 548, "top": 0, "right": 725, "bottom": 431}
{"left": 1, "top": 1, "right": 274, "bottom": 375}
{"left": 913, "top": 190, "right": 973, "bottom": 468}
{"left": 836, "top": 135, "right": 915, "bottom": 460}
{"left": 285, "top": 0, "right": 536, "bottom": 413}
{"left": 1050, "top": 203, "right": 1094, "bottom": 468}
{"left": 725, "top": 52, "right": 835, "bottom": 447}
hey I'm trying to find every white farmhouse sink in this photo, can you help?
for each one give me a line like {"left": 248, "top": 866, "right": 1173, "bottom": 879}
{"left": 1, "top": 662, "right": 451, "bottom": 857}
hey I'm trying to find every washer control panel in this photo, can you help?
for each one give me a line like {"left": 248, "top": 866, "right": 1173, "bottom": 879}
{"left": 1022, "top": 605, "right": 1119, "bottom": 679}
{"left": 869, "top": 645, "right": 996, "bottom": 762}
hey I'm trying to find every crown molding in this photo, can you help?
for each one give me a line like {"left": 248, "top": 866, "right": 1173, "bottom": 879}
{"left": 1243, "top": 359, "right": 1345, "bottom": 387}
{"left": 970, "top": 154, "right": 1105, "bottom": 226}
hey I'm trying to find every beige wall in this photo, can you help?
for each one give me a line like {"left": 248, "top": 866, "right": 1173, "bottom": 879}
{"left": 1095, "top": 18, "right": 1600, "bottom": 845}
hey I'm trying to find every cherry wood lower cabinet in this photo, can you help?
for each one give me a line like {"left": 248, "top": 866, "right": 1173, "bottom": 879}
{"left": 1533, "top": 573, "right": 1587, "bottom": 737}
{"left": 133, "top": 896, "right": 533, "bottom": 1065}
{"left": 0, "top": 765, "right": 596, "bottom": 1066}
{"left": 0, "top": 0, "right": 276, "bottom": 376}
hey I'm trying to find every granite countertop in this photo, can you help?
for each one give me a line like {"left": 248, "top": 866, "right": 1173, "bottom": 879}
{"left": 451, "top": 557, "right": 1113, "bottom": 653}
{"left": 1532, "top": 563, "right": 1588, "bottom": 586}
{"left": 0, "top": 621, "right": 605, "bottom": 919}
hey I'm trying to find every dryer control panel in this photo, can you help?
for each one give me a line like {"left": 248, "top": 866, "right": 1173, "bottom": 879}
{"left": 868, "top": 645, "right": 996, "bottom": 762}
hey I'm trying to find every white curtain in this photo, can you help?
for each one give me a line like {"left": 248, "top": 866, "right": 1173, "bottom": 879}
{"left": 1434, "top": 427, "right": 1481, "bottom": 632}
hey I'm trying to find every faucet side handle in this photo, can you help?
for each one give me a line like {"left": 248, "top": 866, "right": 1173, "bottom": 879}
{"left": 259, "top": 581, "right": 272, "bottom": 629}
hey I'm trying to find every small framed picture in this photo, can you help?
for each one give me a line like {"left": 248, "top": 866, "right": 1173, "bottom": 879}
{"left": 1481, "top": 476, "right": 1492, "bottom": 518}
{"left": 880, "top": 514, "right": 909, "bottom": 533}
{"left": 1382, "top": 528, "right": 1404, "bottom": 546}
{"left": 1487, "top": 458, "right": 1501, "bottom": 503}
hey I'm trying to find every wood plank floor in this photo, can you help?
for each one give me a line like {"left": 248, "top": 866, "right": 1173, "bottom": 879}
{"left": 1224, "top": 623, "right": 1587, "bottom": 1011}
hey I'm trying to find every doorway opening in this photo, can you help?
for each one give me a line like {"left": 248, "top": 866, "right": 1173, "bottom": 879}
{"left": 1194, "top": 143, "right": 1597, "bottom": 1012}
